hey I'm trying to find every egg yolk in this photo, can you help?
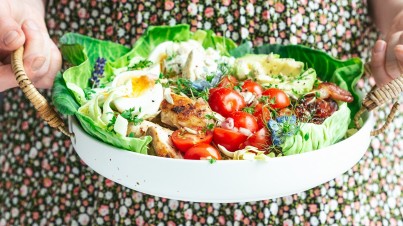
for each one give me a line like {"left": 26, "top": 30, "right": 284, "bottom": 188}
{"left": 131, "top": 76, "right": 154, "bottom": 97}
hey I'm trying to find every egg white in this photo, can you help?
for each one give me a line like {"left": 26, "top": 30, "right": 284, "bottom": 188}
{"left": 111, "top": 71, "right": 164, "bottom": 119}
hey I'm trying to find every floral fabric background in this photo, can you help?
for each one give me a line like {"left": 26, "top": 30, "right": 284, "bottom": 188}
{"left": 1, "top": 0, "right": 402, "bottom": 225}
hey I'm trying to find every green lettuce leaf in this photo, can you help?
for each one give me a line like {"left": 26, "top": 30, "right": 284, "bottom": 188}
{"left": 281, "top": 103, "right": 350, "bottom": 155}
{"left": 52, "top": 73, "right": 152, "bottom": 154}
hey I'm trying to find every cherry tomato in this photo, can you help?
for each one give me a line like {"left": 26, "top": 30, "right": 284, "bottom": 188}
{"left": 242, "top": 127, "right": 271, "bottom": 150}
{"left": 262, "top": 88, "right": 291, "bottom": 109}
{"left": 217, "top": 75, "right": 238, "bottom": 88}
{"left": 213, "top": 127, "right": 248, "bottom": 152}
{"left": 171, "top": 130, "right": 213, "bottom": 153}
{"left": 184, "top": 143, "right": 222, "bottom": 160}
{"left": 209, "top": 87, "right": 220, "bottom": 97}
{"left": 241, "top": 80, "right": 264, "bottom": 97}
{"left": 229, "top": 111, "right": 259, "bottom": 133}
{"left": 254, "top": 104, "right": 271, "bottom": 129}
{"left": 208, "top": 88, "right": 246, "bottom": 117}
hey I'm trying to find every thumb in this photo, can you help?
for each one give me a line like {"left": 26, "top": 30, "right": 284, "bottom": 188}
{"left": 0, "top": 16, "right": 25, "bottom": 52}
{"left": 370, "top": 40, "right": 393, "bottom": 87}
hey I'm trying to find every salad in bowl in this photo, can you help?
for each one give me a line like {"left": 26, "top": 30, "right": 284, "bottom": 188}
{"left": 53, "top": 24, "right": 364, "bottom": 161}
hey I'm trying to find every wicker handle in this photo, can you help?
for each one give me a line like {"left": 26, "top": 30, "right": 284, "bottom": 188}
{"left": 354, "top": 63, "right": 402, "bottom": 136}
{"left": 11, "top": 46, "right": 72, "bottom": 137}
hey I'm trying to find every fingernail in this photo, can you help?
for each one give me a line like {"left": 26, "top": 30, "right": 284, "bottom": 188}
{"left": 31, "top": 57, "right": 46, "bottom": 71}
{"left": 3, "top": 31, "right": 19, "bottom": 46}
{"left": 25, "top": 20, "right": 39, "bottom": 31}
{"left": 374, "top": 41, "right": 386, "bottom": 53}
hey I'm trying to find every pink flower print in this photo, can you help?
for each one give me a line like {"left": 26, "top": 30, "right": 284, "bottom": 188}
{"left": 184, "top": 209, "right": 193, "bottom": 220}
{"left": 262, "top": 10, "right": 270, "bottom": 20}
{"left": 258, "top": 212, "right": 265, "bottom": 219}
{"left": 246, "top": 3, "right": 254, "bottom": 16}
{"left": 136, "top": 216, "right": 144, "bottom": 226}
{"left": 243, "top": 218, "right": 250, "bottom": 225}
{"left": 150, "top": 14, "right": 157, "bottom": 23}
{"left": 167, "top": 221, "right": 176, "bottom": 226}
{"left": 217, "top": 17, "right": 224, "bottom": 24}
{"left": 78, "top": 8, "right": 87, "bottom": 19}
{"left": 32, "top": 212, "right": 40, "bottom": 220}
{"left": 300, "top": 0, "right": 307, "bottom": 5}
{"left": 218, "top": 216, "right": 225, "bottom": 224}
{"left": 165, "top": 1, "right": 174, "bottom": 11}
{"left": 138, "top": 4, "right": 144, "bottom": 11}
{"left": 204, "top": 7, "right": 214, "bottom": 18}
{"left": 106, "top": 26, "right": 114, "bottom": 36}
{"left": 309, "top": 204, "right": 318, "bottom": 213}
{"left": 19, "top": 185, "right": 28, "bottom": 196}
{"left": 25, "top": 167, "right": 33, "bottom": 177}
{"left": 157, "top": 212, "right": 164, "bottom": 219}
{"left": 234, "top": 209, "right": 243, "bottom": 221}
{"left": 98, "top": 205, "right": 109, "bottom": 216}
{"left": 275, "top": 2, "right": 285, "bottom": 13}
{"left": 320, "top": 14, "right": 327, "bottom": 25}
{"left": 187, "top": 3, "right": 198, "bottom": 16}
{"left": 147, "top": 198, "right": 155, "bottom": 209}
{"left": 47, "top": 19, "right": 56, "bottom": 29}
{"left": 199, "top": 217, "right": 206, "bottom": 224}
{"left": 222, "top": 0, "right": 231, "bottom": 6}
{"left": 105, "top": 179, "right": 114, "bottom": 187}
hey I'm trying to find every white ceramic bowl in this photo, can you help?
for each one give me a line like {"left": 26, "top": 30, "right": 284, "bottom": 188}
{"left": 69, "top": 114, "right": 373, "bottom": 203}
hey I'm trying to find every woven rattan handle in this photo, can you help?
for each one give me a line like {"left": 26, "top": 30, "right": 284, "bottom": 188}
{"left": 11, "top": 46, "right": 72, "bottom": 137}
{"left": 354, "top": 63, "right": 402, "bottom": 136}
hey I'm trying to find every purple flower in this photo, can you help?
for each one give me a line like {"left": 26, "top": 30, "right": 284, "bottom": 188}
{"left": 91, "top": 57, "right": 106, "bottom": 88}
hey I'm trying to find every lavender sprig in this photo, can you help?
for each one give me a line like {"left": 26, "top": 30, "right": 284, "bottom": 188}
{"left": 91, "top": 57, "right": 106, "bottom": 88}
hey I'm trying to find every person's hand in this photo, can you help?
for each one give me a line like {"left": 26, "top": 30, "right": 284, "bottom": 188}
{"left": 370, "top": 11, "right": 403, "bottom": 87}
{"left": 0, "top": 0, "right": 61, "bottom": 92}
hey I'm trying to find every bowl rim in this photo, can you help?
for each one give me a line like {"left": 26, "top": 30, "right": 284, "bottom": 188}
{"left": 69, "top": 112, "right": 373, "bottom": 164}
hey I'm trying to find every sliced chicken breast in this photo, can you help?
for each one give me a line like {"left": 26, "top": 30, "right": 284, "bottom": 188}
{"left": 160, "top": 93, "right": 213, "bottom": 129}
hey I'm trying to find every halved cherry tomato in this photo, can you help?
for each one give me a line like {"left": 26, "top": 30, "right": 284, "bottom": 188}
{"left": 229, "top": 111, "right": 259, "bottom": 133}
{"left": 209, "top": 87, "right": 220, "bottom": 97}
{"left": 184, "top": 143, "right": 222, "bottom": 160}
{"left": 213, "top": 127, "right": 248, "bottom": 152}
{"left": 171, "top": 130, "right": 213, "bottom": 153}
{"left": 241, "top": 80, "right": 264, "bottom": 97}
{"left": 217, "top": 75, "right": 238, "bottom": 88}
{"left": 242, "top": 127, "right": 271, "bottom": 150}
{"left": 262, "top": 88, "right": 291, "bottom": 109}
{"left": 254, "top": 104, "right": 271, "bottom": 129}
{"left": 208, "top": 88, "right": 246, "bottom": 117}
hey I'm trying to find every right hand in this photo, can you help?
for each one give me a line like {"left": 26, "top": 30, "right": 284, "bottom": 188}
{"left": 0, "top": 0, "right": 61, "bottom": 92}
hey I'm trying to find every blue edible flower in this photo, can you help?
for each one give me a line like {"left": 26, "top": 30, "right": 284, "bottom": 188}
{"left": 268, "top": 115, "right": 299, "bottom": 146}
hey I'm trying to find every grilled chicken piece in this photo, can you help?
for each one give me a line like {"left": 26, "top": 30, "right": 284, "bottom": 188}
{"left": 160, "top": 93, "right": 213, "bottom": 129}
{"left": 146, "top": 125, "right": 183, "bottom": 159}
{"left": 127, "top": 121, "right": 182, "bottom": 159}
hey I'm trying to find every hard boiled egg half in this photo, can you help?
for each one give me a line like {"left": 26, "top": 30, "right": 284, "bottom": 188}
{"left": 111, "top": 70, "right": 164, "bottom": 119}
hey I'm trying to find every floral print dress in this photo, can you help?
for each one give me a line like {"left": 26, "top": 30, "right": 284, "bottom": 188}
{"left": 1, "top": 0, "right": 402, "bottom": 225}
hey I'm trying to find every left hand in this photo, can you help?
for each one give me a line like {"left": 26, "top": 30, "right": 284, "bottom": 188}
{"left": 370, "top": 11, "right": 403, "bottom": 87}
